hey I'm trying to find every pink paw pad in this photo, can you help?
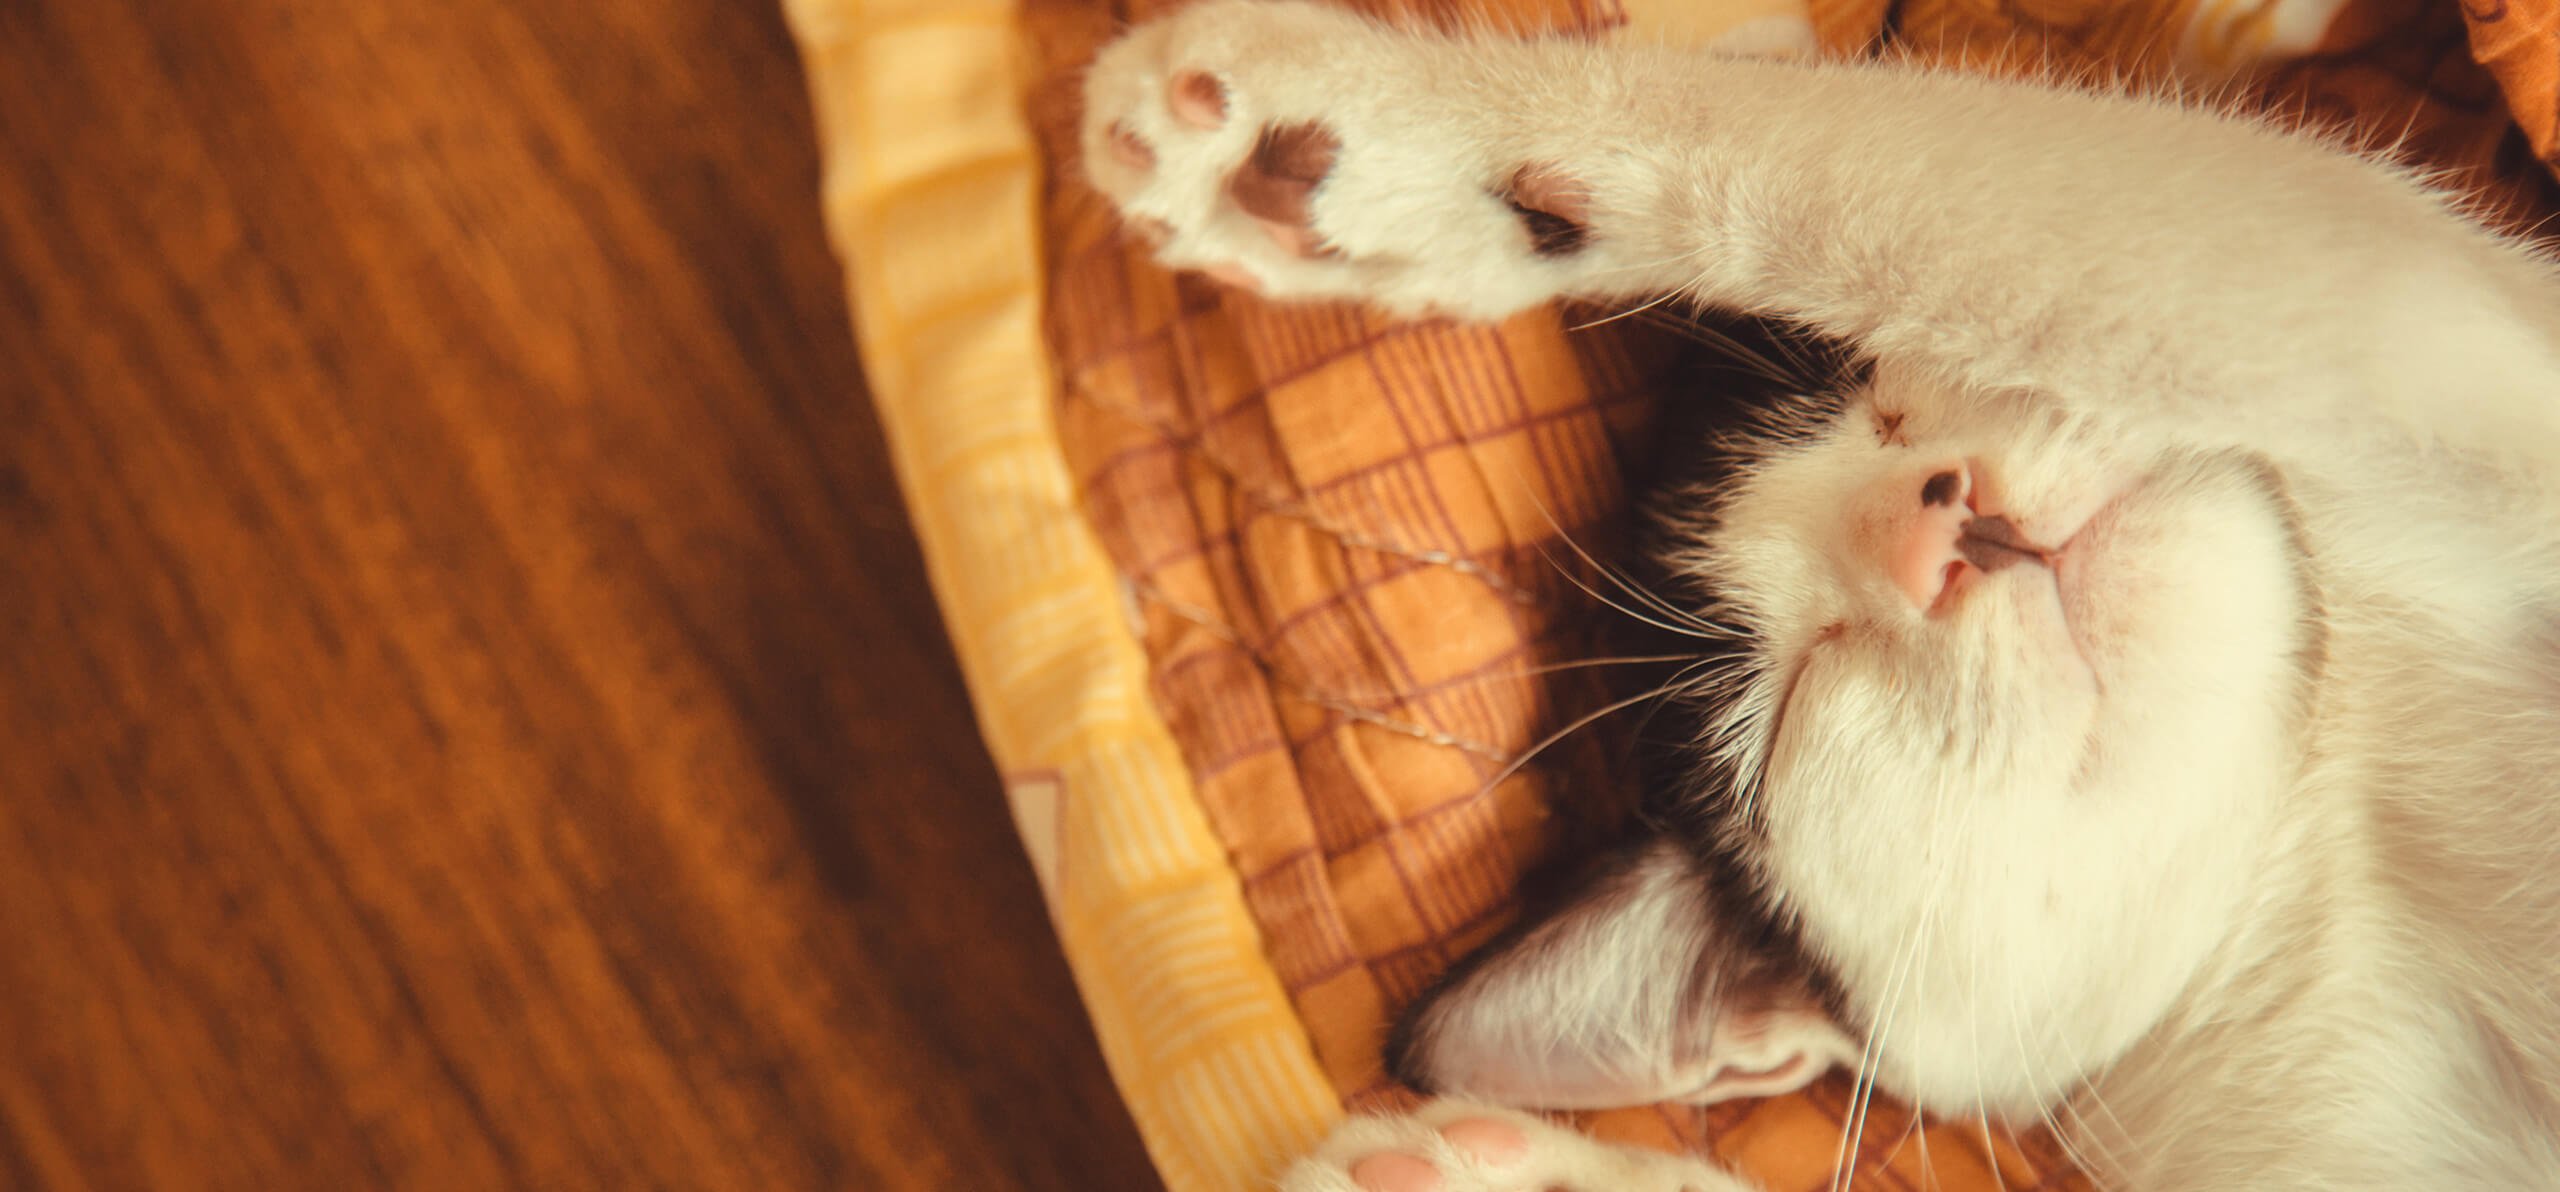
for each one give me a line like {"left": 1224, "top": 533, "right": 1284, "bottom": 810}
{"left": 1349, "top": 1151, "right": 1442, "bottom": 1192}
{"left": 1498, "top": 164, "right": 1592, "bottom": 256}
{"left": 1106, "top": 122, "right": 1155, "bottom": 171}
{"left": 1437, "top": 1117, "right": 1529, "bottom": 1165}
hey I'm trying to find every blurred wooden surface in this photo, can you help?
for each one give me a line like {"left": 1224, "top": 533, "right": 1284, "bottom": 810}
{"left": 0, "top": 0, "right": 1163, "bottom": 1188}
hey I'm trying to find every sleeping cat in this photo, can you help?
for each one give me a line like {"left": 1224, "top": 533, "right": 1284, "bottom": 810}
{"left": 1078, "top": 2, "right": 2560, "bottom": 1188}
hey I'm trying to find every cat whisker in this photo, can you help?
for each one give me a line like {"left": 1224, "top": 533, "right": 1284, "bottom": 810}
{"left": 1993, "top": 926, "right": 2127, "bottom": 1182}
{"left": 1485, "top": 404, "right": 1761, "bottom": 645}
{"left": 1961, "top": 770, "right": 2119, "bottom": 1182}
{"left": 1502, "top": 484, "right": 1738, "bottom": 643}
{"left": 1627, "top": 308, "right": 1800, "bottom": 386}
{"left": 2061, "top": 1064, "right": 2140, "bottom": 1181}
{"left": 1476, "top": 444, "right": 1730, "bottom": 638}
{"left": 1832, "top": 934, "right": 1906, "bottom": 1192}
{"left": 2033, "top": 1096, "right": 2099, "bottom": 1183}
{"left": 2027, "top": 1033, "right": 2133, "bottom": 1179}
{"left": 1834, "top": 833, "right": 1948, "bottom": 1192}
{"left": 1631, "top": 297, "right": 1850, "bottom": 391}
{"left": 1876, "top": 1104, "right": 1927, "bottom": 1175}
{"left": 1976, "top": 1110, "right": 2011, "bottom": 1192}
{"left": 1902, "top": 1104, "right": 1936, "bottom": 1190}
{"left": 1563, "top": 290, "right": 1684, "bottom": 334}
{"left": 1835, "top": 761, "right": 1971, "bottom": 1192}
{"left": 1539, "top": 513, "right": 1725, "bottom": 630}
{"left": 1471, "top": 658, "right": 1722, "bottom": 799}
{"left": 1491, "top": 652, "right": 1704, "bottom": 680}
{"left": 1943, "top": 790, "right": 2017, "bottom": 1192}
{"left": 1962, "top": 871, "right": 2014, "bottom": 1192}
{"left": 1518, "top": 492, "right": 1731, "bottom": 635}
{"left": 1532, "top": 544, "right": 1725, "bottom": 641}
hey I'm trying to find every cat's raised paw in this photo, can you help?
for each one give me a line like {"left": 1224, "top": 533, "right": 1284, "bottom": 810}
{"left": 1277, "top": 1101, "right": 1752, "bottom": 1192}
{"left": 1079, "top": 0, "right": 1596, "bottom": 318}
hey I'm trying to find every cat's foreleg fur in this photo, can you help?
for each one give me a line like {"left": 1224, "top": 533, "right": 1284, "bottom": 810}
{"left": 1084, "top": 0, "right": 2560, "bottom": 479}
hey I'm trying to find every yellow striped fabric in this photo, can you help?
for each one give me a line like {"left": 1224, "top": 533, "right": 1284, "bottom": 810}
{"left": 778, "top": 1, "right": 1345, "bottom": 1188}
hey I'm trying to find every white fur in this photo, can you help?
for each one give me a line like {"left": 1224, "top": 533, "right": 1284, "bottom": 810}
{"left": 1085, "top": 4, "right": 2560, "bottom": 1188}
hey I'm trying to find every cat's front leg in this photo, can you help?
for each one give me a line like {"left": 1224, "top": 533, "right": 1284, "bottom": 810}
{"left": 1084, "top": 0, "right": 2560, "bottom": 470}
{"left": 1281, "top": 1100, "right": 1757, "bottom": 1192}
{"left": 1079, "top": 0, "right": 2143, "bottom": 354}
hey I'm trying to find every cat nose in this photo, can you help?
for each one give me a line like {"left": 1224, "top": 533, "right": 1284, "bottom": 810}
{"left": 1883, "top": 464, "right": 1976, "bottom": 611}
{"left": 1877, "top": 462, "right": 2053, "bottom": 612}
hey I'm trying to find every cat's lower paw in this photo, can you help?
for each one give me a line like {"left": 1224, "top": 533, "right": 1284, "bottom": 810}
{"left": 1278, "top": 1101, "right": 1755, "bottom": 1192}
{"left": 1080, "top": 0, "right": 1595, "bottom": 319}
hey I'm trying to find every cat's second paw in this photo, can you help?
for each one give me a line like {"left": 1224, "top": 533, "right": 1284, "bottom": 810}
{"left": 1279, "top": 1101, "right": 1756, "bottom": 1192}
{"left": 1080, "top": 0, "right": 1598, "bottom": 319}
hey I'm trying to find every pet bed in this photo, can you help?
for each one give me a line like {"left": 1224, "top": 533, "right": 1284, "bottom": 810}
{"left": 781, "top": 0, "right": 2560, "bottom": 1187}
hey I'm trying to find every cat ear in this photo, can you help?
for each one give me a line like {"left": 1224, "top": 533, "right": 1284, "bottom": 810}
{"left": 1385, "top": 837, "right": 1855, "bottom": 1109}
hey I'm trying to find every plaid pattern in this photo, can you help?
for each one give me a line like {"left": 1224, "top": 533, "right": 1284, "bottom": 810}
{"left": 796, "top": 0, "right": 2560, "bottom": 1185}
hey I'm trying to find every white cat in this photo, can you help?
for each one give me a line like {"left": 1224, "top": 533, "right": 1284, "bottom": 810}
{"left": 1080, "top": 3, "right": 2560, "bottom": 1188}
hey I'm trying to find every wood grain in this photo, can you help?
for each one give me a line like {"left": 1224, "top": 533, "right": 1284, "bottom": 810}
{"left": 0, "top": 0, "right": 1163, "bottom": 1187}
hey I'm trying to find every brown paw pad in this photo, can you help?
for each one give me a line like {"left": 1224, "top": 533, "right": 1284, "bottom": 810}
{"left": 1228, "top": 122, "right": 1342, "bottom": 258}
{"left": 1498, "top": 164, "right": 1591, "bottom": 256}
{"left": 1169, "top": 70, "right": 1228, "bottom": 128}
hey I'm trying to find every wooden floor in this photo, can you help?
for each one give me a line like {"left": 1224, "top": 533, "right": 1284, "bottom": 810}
{"left": 0, "top": 1, "right": 1164, "bottom": 1187}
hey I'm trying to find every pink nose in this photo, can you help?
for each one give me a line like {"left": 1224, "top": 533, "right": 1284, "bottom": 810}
{"left": 1879, "top": 463, "right": 2050, "bottom": 611}
{"left": 1885, "top": 464, "right": 1976, "bottom": 611}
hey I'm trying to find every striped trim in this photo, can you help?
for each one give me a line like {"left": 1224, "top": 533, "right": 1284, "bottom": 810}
{"left": 780, "top": 1, "right": 1345, "bottom": 1188}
